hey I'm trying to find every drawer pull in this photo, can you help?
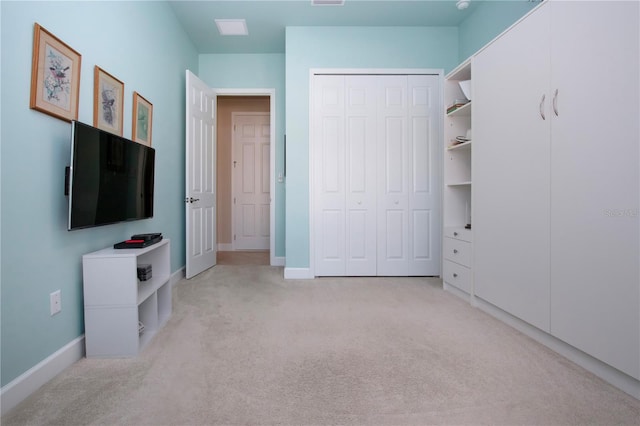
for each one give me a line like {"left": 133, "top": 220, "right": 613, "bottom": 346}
{"left": 453, "top": 232, "right": 459, "bottom": 237}
{"left": 453, "top": 249, "right": 458, "bottom": 254}
{"left": 453, "top": 273, "right": 458, "bottom": 278}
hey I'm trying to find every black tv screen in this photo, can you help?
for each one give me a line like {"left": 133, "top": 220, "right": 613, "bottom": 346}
{"left": 68, "top": 121, "right": 155, "bottom": 230}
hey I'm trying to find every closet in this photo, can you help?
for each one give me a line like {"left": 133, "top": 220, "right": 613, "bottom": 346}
{"left": 473, "top": 0, "right": 639, "bottom": 379}
{"left": 312, "top": 74, "right": 441, "bottom": 277}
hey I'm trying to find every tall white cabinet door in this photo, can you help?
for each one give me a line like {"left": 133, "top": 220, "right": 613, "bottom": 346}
{"left": 407, "top": 75, "right": 441, "bottom": 276}
{"left": 549, "top": 1, "right": 640, "bottom": 379}
{"left": 377, "top": 76, "right": 410, "bottom": 276}
{"left": 314, "top": 75, "right": 347, "bottom": 276}
{"left": 345, "top": 76, "right": 378, "bottom": 276}
{"left": 473, "top": 4, "right": 552, "bottom": 331}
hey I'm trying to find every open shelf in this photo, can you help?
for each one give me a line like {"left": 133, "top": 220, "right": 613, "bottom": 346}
{"left": 82, "top": 239, "right": 172, "bottom": 357}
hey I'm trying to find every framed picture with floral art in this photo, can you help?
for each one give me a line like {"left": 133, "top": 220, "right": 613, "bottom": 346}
{"left": 94, "top": 66, "right": 124, "bottom": 136}
{"left": 29, "top": 23, "right": 82, "bottom": 122}
{"left": 132, "top": 92, "right": 153, "bottom": 146}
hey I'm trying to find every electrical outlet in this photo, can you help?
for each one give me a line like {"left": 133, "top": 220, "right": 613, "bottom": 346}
{"left": 50, "top": 290, "right": 62, "bottom": 316}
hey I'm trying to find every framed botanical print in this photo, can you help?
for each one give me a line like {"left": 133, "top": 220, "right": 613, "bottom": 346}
{"left": 132, "top": 92, "right": 153, "bottom": 146}
{"left": 94, "top": 66, "right": 124, "bottom": 136}
{"left": 30, "top": 23, "right": 82, "bottom": 122}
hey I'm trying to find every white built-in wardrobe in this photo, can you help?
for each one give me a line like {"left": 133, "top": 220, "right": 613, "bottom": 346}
{"left": 312, "top": 73, "right": 441, "bottom": 277}
{"left": 469, "top": 0, "right": 639, "bottom": 393}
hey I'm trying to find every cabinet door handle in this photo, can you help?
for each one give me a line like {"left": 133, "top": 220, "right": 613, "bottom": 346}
{"left": 453, "top": 249, "right": 458, "bottom": 254}
{"left": 453, "top": 273, "right": 458, "bottom": 278}
{"left": 553, "top": 89, "right": 559, "bottom": 116}
{"left": 453, "top": 232, "right": 459, "bottom": 237}
{"left": 539, "top": 94, "right": 546, "bottom": 120}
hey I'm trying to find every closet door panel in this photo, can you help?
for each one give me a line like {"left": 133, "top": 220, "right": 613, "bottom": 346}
{"left": 408, "top": 75, "right": 440, "bottom": 275}
{"left": 549, "top": 1, "right": 640, "bottom": 378}
{"left": 314, "top": 76, "right": 346, "bottom": 276}
{"left": 377, "top": 76, "right": 409, "bottom": 276}
{"left": 345, "top": 76, "right": 378, "bottom": 276}
{"left": 473, "top": 4, "right": 552, "bottom": 331}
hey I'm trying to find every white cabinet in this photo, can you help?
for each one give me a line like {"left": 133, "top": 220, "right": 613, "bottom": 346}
{"left": 443, "top": 228, "right": 472, "bottom": 294}
{"left": 443, "top": 60, "right": 473, "bottom": 295}
{"left": 548, "top": 0, "right": 639, "bottom": 380}
{"left": 312, "top": 74, "right": 441, "bottom": 277}
{"left": 473, "top": 0, "right": 639, "bottom": 379}
{"left": 82, "top": 239, "right": 172, "bottom": 357}
{"left": 473, "top": 3, "right": 551, "bottom": 332}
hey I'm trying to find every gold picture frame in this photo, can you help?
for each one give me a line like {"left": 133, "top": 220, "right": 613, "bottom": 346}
{"left": 29, "top": 23, "right": 82, "bottom": 122}
{"left": 94, "top": 66, "right": 124, "bottom": 136}
{"left": 132, "top": 92, "right": 153, "bottom": 146}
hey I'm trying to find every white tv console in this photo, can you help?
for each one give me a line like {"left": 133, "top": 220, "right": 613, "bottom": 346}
{"left": 82, "top": 239, "right": 171, "bottom": 357}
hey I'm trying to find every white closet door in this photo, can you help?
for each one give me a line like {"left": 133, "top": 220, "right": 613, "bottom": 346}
{"left": 377, "top": 76, "right": 410, "bottom": 276}
{"left": 314, "top": 75, "right": 346, "bottom": 276}
{"left": 313, "top": 73, "right": 441, "bottom": 277}
{"left": 407, "top": 75, "right": 440, "bottom": 276}
{"left": 345, "top": 76, "right": 378, "bottom": 275}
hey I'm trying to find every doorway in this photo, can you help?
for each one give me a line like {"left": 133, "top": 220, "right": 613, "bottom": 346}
{"left": 216, "top": 95, "right": 273, "bottom": 260}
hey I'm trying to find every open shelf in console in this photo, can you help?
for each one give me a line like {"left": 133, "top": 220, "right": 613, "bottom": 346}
{"left": 82, "top": 239, "right": 171, "bottom": 357}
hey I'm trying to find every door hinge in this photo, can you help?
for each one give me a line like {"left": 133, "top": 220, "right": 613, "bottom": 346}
{"left": 233, "top": 197, "right": 236, "bottom": 204}
{"left": 234, "top": 234, "right": 236, "bottom": 241}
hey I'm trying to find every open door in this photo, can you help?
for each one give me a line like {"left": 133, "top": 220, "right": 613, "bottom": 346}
{"left": 185, "top": 70, "right": 217, "bottom": 278}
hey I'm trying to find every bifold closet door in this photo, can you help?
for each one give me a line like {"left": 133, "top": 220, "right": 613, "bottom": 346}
{"left": 313, "top": 74, "right": 440, "bottom": 277}
{"left": 376, "top": 75, "right": 440, "bottom": 276}
{"left": 314, "top": 75, "right": 347, "bottom": 276}
{"left": 314, "top": 75, "right": 378, "bottom": 276}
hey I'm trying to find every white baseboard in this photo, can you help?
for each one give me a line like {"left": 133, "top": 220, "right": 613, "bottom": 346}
{"left": 217, "top": 243, "right": 233, "bottom": 251}
{"left": 284, "top": 267, "right": 314, "bottom": 279}
{"left": 271, "top": 256, "right": 285, "bottom": 267}
{"left": 472, "top": 296, "right": 640, "bottom": 400}
{"left": 170, "top": 266, "right": 185, "bottom": 286}
{"left": 1, "top": 336, "right": 85, "bottom": 416}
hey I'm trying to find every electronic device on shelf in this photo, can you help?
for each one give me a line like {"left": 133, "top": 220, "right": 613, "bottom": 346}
{"left": 114, "top": 233, "right": 163, "bottom": 249}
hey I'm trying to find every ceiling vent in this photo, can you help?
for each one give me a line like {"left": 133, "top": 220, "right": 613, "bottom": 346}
{"left": 311, "top": 0, "right": 345, "bottom": 5}
{"left": 215, "top": 19, "right": 248, "bottom": 36}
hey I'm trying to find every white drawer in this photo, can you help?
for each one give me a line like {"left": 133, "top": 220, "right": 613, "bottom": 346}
{"left": 444, "top": 227, "right": 472, "bottom": 242}
{"left": 443, "top": 260, "right": 471, "bottom": 294}
{"left": 443, "top": 237, "right": 472, "bottom": 267}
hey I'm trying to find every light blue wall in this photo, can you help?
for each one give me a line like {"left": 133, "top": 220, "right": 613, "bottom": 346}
{"left": 198, "top": 54, "right": 286, "bottom": 258}
{"left": 458, "top": 0, "right": 538, "bottom": 63}
{"left": 284, "top": 26, "right": 459, "bottom": 269}
{"left": 0, "top": 1, "right": 197, "bottom": 386}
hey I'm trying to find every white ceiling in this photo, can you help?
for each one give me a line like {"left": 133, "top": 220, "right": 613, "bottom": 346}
{"left": 168, "top": 0, "right": 482, "bottom": 54}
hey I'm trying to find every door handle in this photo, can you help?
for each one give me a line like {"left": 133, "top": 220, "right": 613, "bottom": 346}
{"left": 185, "top": 197, "right": 200, "bottom": 203}
{"left": 539, "top": 94, "right": 546, "bottom": 120}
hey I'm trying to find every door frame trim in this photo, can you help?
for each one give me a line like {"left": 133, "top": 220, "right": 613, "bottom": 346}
{"left": 217, "top": 89, "right": 276, "bottom": 265}
{"left": 308, "top": 68, "right": 444, "bottom": 277}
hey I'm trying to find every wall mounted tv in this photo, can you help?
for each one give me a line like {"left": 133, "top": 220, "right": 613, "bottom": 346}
{"left": 67, "top": 121, "right": 155, "bottom": 230}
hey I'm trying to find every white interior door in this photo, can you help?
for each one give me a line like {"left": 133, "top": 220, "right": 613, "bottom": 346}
{"left": 407, "top": 75, "right": 441, "bottom": 276}
{"left": 185, "top": 70, "right": 217, "bottom": 279}
{"left": 314, "top": 75, "right": 347, "bottom": 276}
{"left": 232, "top": 113, "right": 270, "bottom": 250}
{"left": 376, "top": 76, "right": 410, "bottom": 276}
{"left": 345, "top": 76, "right": 378, "bottom": 276}
{"left": 312, "top": 72, "right": 441, "bottom": 277}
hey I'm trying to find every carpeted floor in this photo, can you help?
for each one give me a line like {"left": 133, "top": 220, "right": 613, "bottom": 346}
{"left": 3, "top": 265, "right": 640, "bottom": 425}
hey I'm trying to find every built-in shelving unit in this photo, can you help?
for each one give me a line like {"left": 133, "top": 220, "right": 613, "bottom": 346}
{"left": 82, "top": 239, "right": 172, "bottom": 357}
{"left": 443, "top": 59, "right": 473, "bottom": 296}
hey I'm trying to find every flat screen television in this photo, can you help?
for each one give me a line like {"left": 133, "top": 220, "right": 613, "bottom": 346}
{"left": 67, "top": 121, "right": 155, "bottom": 230}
